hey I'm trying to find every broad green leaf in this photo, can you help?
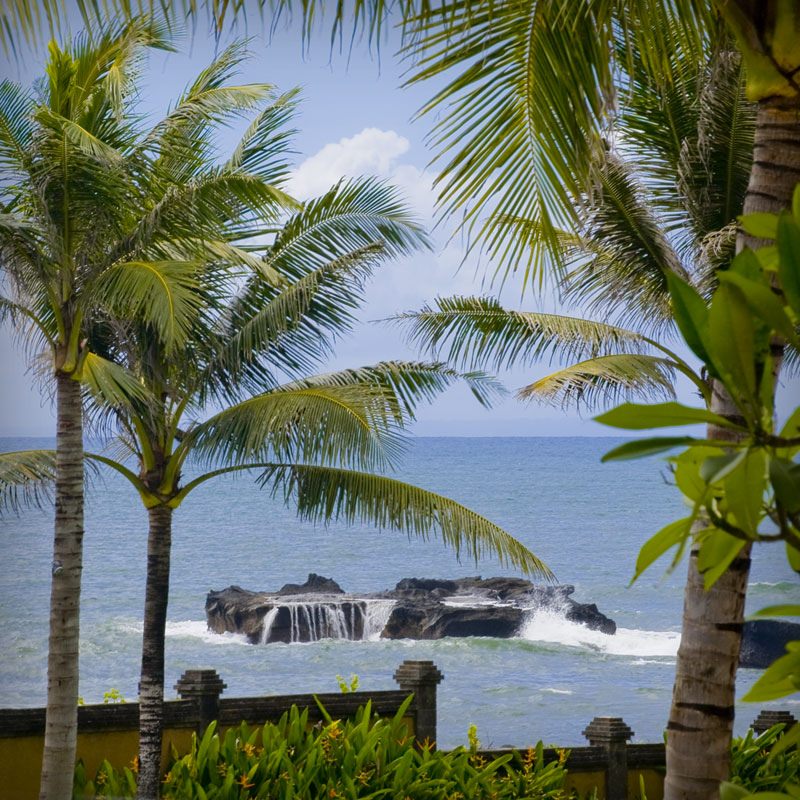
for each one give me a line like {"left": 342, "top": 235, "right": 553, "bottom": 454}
{"left": 601, "top": 436, "right": 698, "bottom": 462}
{"left": 723, "top": 450, "right": 766, "bottom": 536}
{"left": 699, "top": 452, "right": 744, "bottom": 484}
{"left": 742, "top": 643, "right": 800, "bottom": 702}
{"left": 697, "top": 529, "right": 745, "bottom": 589}
{"left": 632, "top": 517, "right": 692, "bottom": 582}
{"left": 780, "top": 406, "right": 800, "bottom": 440}
{"left": 729, "top": 248, "right": 763, "bottom": 281}
{"left": 777, "top": 213, "right": 800, "bottom": 315}
{"left": 595, "top": 402, "right": 743, "bottom": 431}
{"left": 708, "top": 283, "right": 756, "bottom": 400}
{"left": 770, "top": 458, "right": 800, "bottom": 514}
{"left": 787, "top": 542, "right": 800, "bottom": 574}
{"left": 717, "top": 270, "right": 799, "bottom": 344}
{"left": 749, "top": 605, "right": 800, "bottom": 618}
{"left": 755, "top": 245, "right": 780, "bottom": 272}
{"left": 666, "top": 272, "right": 713, "bottom": 369}
{"left": 720, "top": 783, "right": 750, "bottom": 800}
{"left": 674, "top": 447, "right": 720, "bottom": 503}
{"left": 738, "top": 212, "right": 778, "bottom": 240}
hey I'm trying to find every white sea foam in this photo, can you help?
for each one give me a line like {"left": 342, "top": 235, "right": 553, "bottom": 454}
{"left": 541, "top": 687, "right": 573, "bottom": 695}
{"left": 519, "top": 609, "right": 680, "bottom": 657}
{"left": 442, "top": 595, "right": 513, "bottom": 608}
{"left": 164, "top": 620, "right": 250, "bottom": 646}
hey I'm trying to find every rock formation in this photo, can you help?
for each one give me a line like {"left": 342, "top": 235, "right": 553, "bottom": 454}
{"left": 205, "top": 574, "right": 617, "bottom": 643}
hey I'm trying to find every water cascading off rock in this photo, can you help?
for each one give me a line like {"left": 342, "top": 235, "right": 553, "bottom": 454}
{"left": 204, "top": 574, "right": 617, "bottom": 643}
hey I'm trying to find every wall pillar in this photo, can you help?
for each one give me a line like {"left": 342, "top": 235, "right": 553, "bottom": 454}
{"left": 174, "top": 669, "right": 227, "bottom": 736}
{"left": 582, "top": 716, "right": 634, "bottom": 800}
{"left": 393, "top": 660, "right": 443, "bottom": 748}
{"left": 751, "top": 709, "right": 797, "bottom": 736}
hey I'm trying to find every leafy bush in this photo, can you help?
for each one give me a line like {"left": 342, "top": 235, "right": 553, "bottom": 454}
{"left": 728, "top": 724, "right": 800, "bottom": 793}
{"left": 74, "top": 697, "right": 569, "bottom": 799}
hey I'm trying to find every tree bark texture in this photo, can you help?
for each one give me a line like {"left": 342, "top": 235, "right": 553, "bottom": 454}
{"left": 39, "top": 370, "right": 84, "bottom": 800}
{"left": 665, "top": 97, "right": 800, "bottom": 800}
{"left": 136, "top": 504, "right": 173, "bottom": 800}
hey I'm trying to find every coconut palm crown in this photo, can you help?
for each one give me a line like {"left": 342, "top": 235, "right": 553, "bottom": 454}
{"left": 0, "top": 26, "right": 549, "bottom": 800}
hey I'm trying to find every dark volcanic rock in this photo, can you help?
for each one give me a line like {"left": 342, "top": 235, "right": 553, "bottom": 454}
{"left": 740, "top": 620, "right": 800, "bottom": 669}
{"left": 383, "top": 601, "right": 523, "bottom": 639}
{"left": 566, "top": 602, "right": 616, "bottom": 635}
{"left": 278, "top": 574, "right": 344, "bottom": 596}
{"left": 206, "top": 575, "right": 618, "bottom": 644}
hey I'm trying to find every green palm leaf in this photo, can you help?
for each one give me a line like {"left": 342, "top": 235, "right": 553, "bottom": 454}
{"left": 94, "top": 259, "right": 205, "bottom": 351}
{"left": 79, "top": 351, "right": 151, "bottom": 409}
{"left": 208, "top": 243, "right": 384, "bottom": 398}
{"left": 259, "top": 461, "right": 553, "bottom": 579}
{"left": 187, "top": 382, "right": 408, "bottom": 471}
{"left": 0, "top": 449, "right": 57, "bottom": 513}
{"left": 519, "top": 353, "right": 678, "bottom": 409}
{"left": 393, "top": 295, "right": 653, "bottom": 371}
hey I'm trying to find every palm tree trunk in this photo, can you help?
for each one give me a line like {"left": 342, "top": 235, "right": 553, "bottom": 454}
{"left": 664, "top": 96, "right": 800, "bottom": 800}
{"left": 39, "top": 370, "right": 84, "bottom": 800}
{"left": 137, "top": 504, "right": 173, "bottom": 800}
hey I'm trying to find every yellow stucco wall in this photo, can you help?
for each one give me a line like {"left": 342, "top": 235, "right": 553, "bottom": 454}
{"left": 563, "top": 767, "right": 664, "bottom": 799}
{"left": 0, "top": 727, "right": 194, "bottom": 800}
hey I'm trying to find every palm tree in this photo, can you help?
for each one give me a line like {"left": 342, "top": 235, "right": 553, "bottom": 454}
{"left": 0, "top": 20, "right": 282, "bottom": 798}
{"left": 4, "top": 2, "right": 800, "bottom": 796}
{"left": 2, "top": 184, "right": 549, "bottom": 800}
{"left": 389, "top": 26, "right": 797, "bottom": 794}
{"left": 1, "top": 32, "right": 549, "bottom": 798}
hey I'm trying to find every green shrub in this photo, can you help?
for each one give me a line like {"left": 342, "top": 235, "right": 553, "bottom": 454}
{"left": 728, "top": 724, "right": 800, "bottom": 792}
{"left": 73, "top": 697, "right": 569, "bottom": 799}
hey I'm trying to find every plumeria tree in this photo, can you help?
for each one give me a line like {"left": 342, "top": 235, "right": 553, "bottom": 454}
{"left": 595, "top": 193, "right": 800, "bottom": 799}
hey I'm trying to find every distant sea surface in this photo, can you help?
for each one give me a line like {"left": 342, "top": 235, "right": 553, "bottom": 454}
{"left": 1, "top": 436, "right": 796, "bottom": 748}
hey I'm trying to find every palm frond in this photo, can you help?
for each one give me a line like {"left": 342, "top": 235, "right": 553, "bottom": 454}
{"left": 0, "top": 79, "right": 35, "bottom": 184}
{"left": 0, "top": 449, "right": 56, "bottom": 513}
{"left": 259, "top": 461, "right": 553, "bottom": 579}
{"left": 93, "top": 259, "right": 204, "bottom": 352}
{"left": 206, "top": 243, "right": 384, "bottom": 400}
{"left": 187, "top": 382, "right": 409, "bottom": 472}
{"left": 519, "top": 353, "right": 678, "bottom": 410}
{"left": 393, "top": 295, "right": 653, "bottom": 371}
{"left": 557, "top": 153, "right": 687, "bottom": 331}
{"left": 280, "top": 360, "right": 504, "bottom": 417}
{"left": 265, "top": 178, "right": 428, "bottom": 275}
{"left": 675, "top": 47, "right": 754, "bottom": 271}
{"left": 79, "top": 351, "right": 152, "bottom": 410}
{"left": 224, "top": 87, "right": 299, "bottom": 184}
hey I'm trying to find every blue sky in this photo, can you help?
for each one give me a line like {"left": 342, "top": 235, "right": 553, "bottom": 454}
{"left": 1, "top": 12, "right": 796, "bottom": 436}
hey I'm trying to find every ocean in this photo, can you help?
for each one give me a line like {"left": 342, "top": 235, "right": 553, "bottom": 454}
{"left": 1, "top": 436, "right": 796, "bottom": 748}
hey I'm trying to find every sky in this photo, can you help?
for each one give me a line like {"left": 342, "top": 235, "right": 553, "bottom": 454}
{"left": 0, "top": 9, "right": 797, "bottom": 436}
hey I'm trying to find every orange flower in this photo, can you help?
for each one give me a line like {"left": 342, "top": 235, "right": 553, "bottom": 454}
{"left": 236, "top": 773, "right": 255, "bottom": 789}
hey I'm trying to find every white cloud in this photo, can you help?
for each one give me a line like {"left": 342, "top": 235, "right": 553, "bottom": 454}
{"left": 288, "top": 128, "right": 412, "bottom": 200}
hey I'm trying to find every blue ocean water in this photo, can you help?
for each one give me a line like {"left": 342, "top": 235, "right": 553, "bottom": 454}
{"left": 0, "top": 436, "right": 796, "bottom": 748}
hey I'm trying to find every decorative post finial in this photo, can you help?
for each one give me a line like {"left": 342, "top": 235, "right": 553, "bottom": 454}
{"left": 582, "top": 717, "right": 634, "bottom": 800}
{"left": 175, "top": 669, "right": 226, "bottom": 736}
{"left": 393, "top": 660, "right": 444, "bottom": 749}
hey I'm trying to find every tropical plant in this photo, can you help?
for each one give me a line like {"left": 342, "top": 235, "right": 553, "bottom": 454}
{"left": 73, "top": 697, "right": 570, "bottom": 799}
{"left": 5, "top": 2, "right": 800, "bottom": 797}
{"left": 1, "top": 32, "right": 549, "bottom": 799}
{"left": 595, "top": 199, "right": 800, "bottom": 800}
{"left": 0, "top": 19, "right": 282, "bottom": 800}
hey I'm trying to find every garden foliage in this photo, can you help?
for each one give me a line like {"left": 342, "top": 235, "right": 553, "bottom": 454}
{"left": 73, "top": 698, "right": 569, "bottom": 799}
